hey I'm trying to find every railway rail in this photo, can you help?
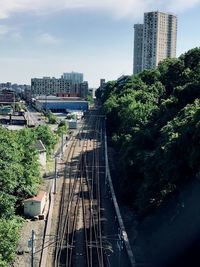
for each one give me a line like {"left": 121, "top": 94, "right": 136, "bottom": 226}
{"left": 54, "top": 111, "right": 105, "bottom": 267}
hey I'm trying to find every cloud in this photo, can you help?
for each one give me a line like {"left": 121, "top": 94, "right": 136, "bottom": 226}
{"left": 37, "top": 33, "right": 62, "bottom": 45}
{"left": 0, "top": 0, "right": 200, "bottom": 19}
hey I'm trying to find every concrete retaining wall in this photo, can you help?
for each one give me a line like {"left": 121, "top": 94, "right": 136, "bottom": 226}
{"left": 104, "top": 125, "right": 136, "bottom": 267}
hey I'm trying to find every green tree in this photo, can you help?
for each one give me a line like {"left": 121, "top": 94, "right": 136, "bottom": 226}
{"left": 34, "top": 125, "right": 58, "bottom": 155}
{"left": 0, "top": 218, "right": 22, "bottom": 265}
{"left": 57, "top": 120, "right": 69, "bottom": 136}
{"left": 96, "top": 47, "right": 200, "bottom": 216}
{"left": 0, "top": 193, "right": 16, "bottom": 219}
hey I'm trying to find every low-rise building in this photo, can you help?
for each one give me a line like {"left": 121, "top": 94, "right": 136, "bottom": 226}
{"left": 0, "top": 89, "right": 15, "bottom": 104}
{"left": 34, "top": 96, "right": 89, "bottom": 112}
{"left": 67, "top": 119, "right": 77, "bottom": 129}
{"left": 0, "top": 114, "right": 27, "bottom": 125}
{"left": 24, "top": 191, "right": 46, "bottom": 217}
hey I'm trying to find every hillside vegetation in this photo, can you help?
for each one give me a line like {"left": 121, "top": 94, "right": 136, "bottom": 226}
{"left": 96, "top": 47, "right": 200, "bottom": 217}
{"left": 0, "top": 125, "right": 58, "bottom": 266}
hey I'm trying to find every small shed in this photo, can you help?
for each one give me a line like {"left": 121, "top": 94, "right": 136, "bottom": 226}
{"left": 67, "top": 119, "right": 77, "bottom": 129}
{"left": 24, "top": 191, "right": 46, "bottom": 217}
{"left": 35, "top": 140, "right": 46, "bottom": 168}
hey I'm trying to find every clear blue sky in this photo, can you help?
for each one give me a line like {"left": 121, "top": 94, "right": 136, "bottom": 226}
{"left": 0, "top": 0, "right": 200, "bottom": 87}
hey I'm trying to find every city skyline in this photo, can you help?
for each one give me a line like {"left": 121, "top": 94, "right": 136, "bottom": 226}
{"left": 0, "top": 0, "right": 200, "bottom": 87}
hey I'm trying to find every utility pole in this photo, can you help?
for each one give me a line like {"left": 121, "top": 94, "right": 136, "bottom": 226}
{"left": 61, "top": 133, "right": 64, "bottom": 155}
{"left": 31, "top": 230, "right": 35, "bottom": 267}
{"left": 54, "top": 156, "right": 58, "bottom": 194}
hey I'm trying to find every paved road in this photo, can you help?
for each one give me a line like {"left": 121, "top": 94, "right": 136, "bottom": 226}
{"left": 26, "top": 106, "right": 46, "bottom": 126}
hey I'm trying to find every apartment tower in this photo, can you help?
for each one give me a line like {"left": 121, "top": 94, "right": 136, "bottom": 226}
{"left": 133, "top": 11, "right": 177, "bottom": 74}
{"left": 133, "top": 24, "right": 143, "bottom": 74}
{"left": 62, "top": 72, "right": 83, "bottom": 84}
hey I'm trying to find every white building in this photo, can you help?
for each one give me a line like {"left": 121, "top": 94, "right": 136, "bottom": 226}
{"left": 133, "top": 11, "right": 177, "bottom": 73}
{"left": 24, "top": 191, "right": 46, "bottom": 217}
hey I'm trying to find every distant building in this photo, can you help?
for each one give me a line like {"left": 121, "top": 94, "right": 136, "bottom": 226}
{"left": 0, "top": 82, "right": 11, "bottom": 89}
{"left": 88, "top": 88, "right": 96, "bottom": 98}
{"left": 0, "top": 89, "right": 15, "bottom": 104}
{"left": 79, "top": 81, "right": 88, "bottom": 98}
{"left": 31, "top": 77, "right": 72, "bottom": 96}
{"left": 31, "top": 76, "right": 88, "bottom": 98}
{"left": 133, "top": 24, "right": 143, "bottom": 74}
{"left": 34, "top": 96, "right": 89, "bottom": 112}
{"left": 24, "top": 86, "right": 32, "bottom": 103}
{"left": 133, "top": 11, "right": 177, "bottom": 73}
{"left": 62, "top": 72, "right": 83, "bottom": 84}
{"left": 100, "top": 79, "right": 106, "bottom": 90}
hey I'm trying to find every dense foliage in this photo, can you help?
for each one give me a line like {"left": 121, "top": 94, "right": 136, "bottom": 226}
{"left": 56, "top": 120, "right": 69, "bottom": 136}
{"left": 96, "top": 47, "right": 200, "bottom": 217}
{"left": 44, "top": 110, "right": 58, "bottom": 124}
{"left": 0, "top": 124, "right": 57, "bottom": 265}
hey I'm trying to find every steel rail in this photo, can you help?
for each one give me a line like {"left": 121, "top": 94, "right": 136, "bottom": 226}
{"left": 55, "top": 118, "right": 88, "bottom": 266}
{"left": 54, "top": 111, "right": 106, "bottom": 267}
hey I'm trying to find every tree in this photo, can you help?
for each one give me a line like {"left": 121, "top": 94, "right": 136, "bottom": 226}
{"left": 57, "top": 120, "right": 69, "bottom": 136}
{"left": 139, "top": 69, "right": 161, "bottom": 85}
{"left": 0, "top": 193, "right": 16, "bottom": 219}
{"left": 34, "top": 125, "right": 58, "bottom": 155}
{"left": 0, "top": 218, "right": 22, "bottom": 265}
{"left": 97, "top": 47, "right": 200, "bottom": 216}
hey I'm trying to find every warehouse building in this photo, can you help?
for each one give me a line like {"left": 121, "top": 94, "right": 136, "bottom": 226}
{"left": 34, "top": 96, "right": 89, "bottom": 112}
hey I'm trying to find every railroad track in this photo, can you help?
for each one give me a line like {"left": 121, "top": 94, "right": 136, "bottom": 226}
{"left": 54, "top": 111, "right": 105, "bottom": 267}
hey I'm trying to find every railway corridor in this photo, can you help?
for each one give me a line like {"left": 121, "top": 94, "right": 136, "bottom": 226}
{"left": 48, "top": 110, "right": 132, "bottom": 267}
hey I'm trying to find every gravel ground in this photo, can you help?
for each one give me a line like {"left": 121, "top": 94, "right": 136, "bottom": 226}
{"left": 13, "top": 136, "right": 65, "bottom": 267}
{"left": 13, "top": 179, "right": 52, "bottom": 267}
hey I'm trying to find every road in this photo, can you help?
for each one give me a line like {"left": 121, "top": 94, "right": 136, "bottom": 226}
{"left": 25, "top": 106, "right": 46, "bottom": 126}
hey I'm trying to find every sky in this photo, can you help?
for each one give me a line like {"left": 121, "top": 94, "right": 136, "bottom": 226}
{"left": 0, "top": 0, "right": 200, "bottom": 88}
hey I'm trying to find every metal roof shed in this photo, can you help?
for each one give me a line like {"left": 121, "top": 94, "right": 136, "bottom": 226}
{"left": 35, "top": 140, "right": 46, "bottom": 169}
{"left": 24, "top": 191, "right": 46, "bottom": 217}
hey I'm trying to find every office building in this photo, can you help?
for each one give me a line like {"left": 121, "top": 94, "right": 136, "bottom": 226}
{"left": 133, "top": 11, "right": 177, "bottom": 73}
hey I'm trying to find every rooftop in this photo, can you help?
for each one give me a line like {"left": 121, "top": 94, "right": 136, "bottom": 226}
{"left": 36, "top": 98, "right": 87, "bottom": 103}
{"left": 35, "top": 140, "right": 46, "bottom": 152}
{"left": 24, "top": 191, "right": 46, "bottom": 202}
